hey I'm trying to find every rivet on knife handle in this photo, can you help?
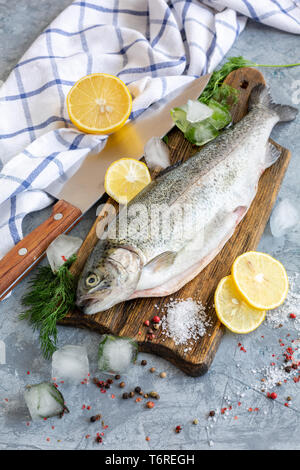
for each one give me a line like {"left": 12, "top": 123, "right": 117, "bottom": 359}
{"left": 0, "top": 200, "right": 82, "bottom": 301}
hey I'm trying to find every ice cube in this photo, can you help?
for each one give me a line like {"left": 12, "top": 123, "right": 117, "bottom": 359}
{"left": 24, "top": 382, "right": 68, "bottom": 421}
{"left": 0, "top": 340, "right": 6, "bottom": 364}
{"left": 46, "top": 234, "right": 82, "bottom": 273}
{"left": 98, "top": 335, "right": 138, "bottom": 374}
{"left": 144, "top": 137, "right": 170, "bottom": 171}
{"left": 186, "top": 99, "right": 213, "bottom": 123}
{"left": 270, "top": 199, "right": 299, "bottom": 238}
{"left": 52, "top": 345, "right": 89, "bottom": 384}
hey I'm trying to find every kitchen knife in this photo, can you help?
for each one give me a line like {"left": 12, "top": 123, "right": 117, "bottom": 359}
{"left": 0, "top": 73, "right": 211, "bottom": 301}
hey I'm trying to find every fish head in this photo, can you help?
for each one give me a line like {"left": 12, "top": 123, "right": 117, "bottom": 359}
{"left": 76, "top": 241, "right": 142, "bottom": 314}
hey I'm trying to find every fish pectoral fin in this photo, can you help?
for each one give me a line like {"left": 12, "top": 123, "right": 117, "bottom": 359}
{"left": 234, "top": 206, "right": 248, "bottom": 224}
{"left": 144, "top": 251, "right": 177, "bottom": 273}
{"left": 265, "top": 142, "right": 281, "bottom": 168}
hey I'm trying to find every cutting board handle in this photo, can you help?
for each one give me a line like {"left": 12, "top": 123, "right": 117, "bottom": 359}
{"left": 0, "top": 200, "right": 82, "bottom": 301}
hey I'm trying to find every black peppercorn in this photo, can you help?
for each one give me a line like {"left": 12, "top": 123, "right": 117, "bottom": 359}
{"left": 90, "top": 414, "right": 101, "bottom": 422}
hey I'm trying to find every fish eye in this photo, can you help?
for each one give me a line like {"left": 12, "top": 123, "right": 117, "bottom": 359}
{"left": 85, "top": 273, "right": 100, "bottom": 288}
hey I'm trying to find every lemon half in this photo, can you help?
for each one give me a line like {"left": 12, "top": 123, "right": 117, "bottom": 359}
{"left": 67, "top": 73, "right": 132, "bottom": 134}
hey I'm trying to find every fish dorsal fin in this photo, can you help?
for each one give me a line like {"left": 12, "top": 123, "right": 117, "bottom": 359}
{"left": 265, "top": 142, "right": 281, "bottom": 168}
{"left": 144, "top": 251, "right": 177, "bottom": 273}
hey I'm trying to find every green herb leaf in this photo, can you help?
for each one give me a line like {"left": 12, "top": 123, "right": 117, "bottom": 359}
{"left": 170, "top": 56, "right": 252, "bottom": 145}
{"left": 171, "top": 55, "right": 300, "bottom": 147}
{"left": 207, "top": 99, "right": 232, "bottom": 130}
{"left": 171, "top": 98, "right": 231, "bottom": 146}
{"left": 170, "top": 106, "right": 189, "bottom": 133}
{"left": 98, "top": 335, "right": 138, "bottom": 373}
{"left": 20, "top": 255, "right": 77, "bottom": 359}
{"left": 184, "top": 120, "right": 219, "bottom": 146}
{"left": 199, "top": 55, "right": 300, "bottom": 105}
{"left": 199, "top": 56, "right": 254, "bottom": 105}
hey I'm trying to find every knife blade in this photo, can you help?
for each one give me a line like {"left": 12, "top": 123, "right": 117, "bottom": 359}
{"left": 0, "top": 73, "right": 211, "bottom": 300}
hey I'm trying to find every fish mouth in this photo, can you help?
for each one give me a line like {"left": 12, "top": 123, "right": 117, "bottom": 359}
{"left": 76, "top": 290, "right": 112, "bottom": 311}
{"left": 76, "top": 296, "right": 97, "bottom": 308}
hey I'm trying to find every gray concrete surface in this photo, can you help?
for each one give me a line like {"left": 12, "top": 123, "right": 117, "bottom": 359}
{"left": 0, "top": 0, "right": 300, "bottom": 450}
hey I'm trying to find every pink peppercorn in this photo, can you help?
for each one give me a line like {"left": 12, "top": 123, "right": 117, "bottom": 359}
{"left": 146, "top": 401, "right": 155, "bottom": 409}
{"left": 152, "top": 315, "right": 160, "bottom": 323}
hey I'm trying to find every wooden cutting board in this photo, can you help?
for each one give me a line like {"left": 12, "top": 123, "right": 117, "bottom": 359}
{"left": 60, "top": 68, "right": 291, "bottom": 376}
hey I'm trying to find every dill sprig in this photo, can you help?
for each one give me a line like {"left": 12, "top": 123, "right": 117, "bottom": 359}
{"left": 20, "top": 255, "right": 77, "bottom": 359}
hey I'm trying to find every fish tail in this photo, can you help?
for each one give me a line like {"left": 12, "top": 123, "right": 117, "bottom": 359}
{"left": 248, "top": 84, "right": 298, "bottom": 122}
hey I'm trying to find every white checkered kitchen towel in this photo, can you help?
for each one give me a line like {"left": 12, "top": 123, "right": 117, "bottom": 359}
{"left": 0, "top": 0, "right": 299, "bottom": 263}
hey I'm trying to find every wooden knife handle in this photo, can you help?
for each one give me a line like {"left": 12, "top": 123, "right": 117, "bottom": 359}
{"left": 0, "top": 200, "right": 82, "bottom": 301}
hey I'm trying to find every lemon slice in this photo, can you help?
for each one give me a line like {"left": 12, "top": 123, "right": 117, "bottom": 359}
{"left": 105, "top": 158, "right": 151, "bottom": 204}
{"left": 67, "top": 73, "right": 132, "bottom": 134}
{"left": 215, "top": 276, "right": 266, "bottom": 334}
{"left": 232, "top": 251, "right": 288, "bottom": 310}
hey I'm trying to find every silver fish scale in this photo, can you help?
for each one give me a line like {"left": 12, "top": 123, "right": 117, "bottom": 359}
{"left": 77, "top": 87, "right": 298, "bottom": 313}
{"left": 107, "top": 105, "right": 279, "bottom": 263}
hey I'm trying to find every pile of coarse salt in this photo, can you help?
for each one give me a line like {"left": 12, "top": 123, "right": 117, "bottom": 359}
{"left": 161, "top": 298, "right": 210, "bottom": 351}
{"left": 259, "top": 364, "right": 297, "bottom": 390}
{"left": 266, "top": 272, "right": 300, "bottom": 330}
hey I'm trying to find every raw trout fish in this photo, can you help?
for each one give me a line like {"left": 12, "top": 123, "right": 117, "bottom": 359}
{"left": 77, "top": 85, "right": 297, "bottom": 314}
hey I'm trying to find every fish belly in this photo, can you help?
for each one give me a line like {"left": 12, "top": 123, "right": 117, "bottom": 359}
{"left": 132, "top": 206, "right": 247, "bottom": 297}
